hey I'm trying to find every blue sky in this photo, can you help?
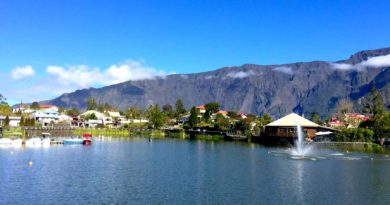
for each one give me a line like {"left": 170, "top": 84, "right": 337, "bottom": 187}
{"left": 1, "top": 0, "right": 390, "bottom": 104}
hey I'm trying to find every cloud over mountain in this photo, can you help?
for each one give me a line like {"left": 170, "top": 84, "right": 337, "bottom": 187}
{"left": 4, "top": 59, "right": 169, "bottom": 103}
{"left": 46, "top": 47, "right": 390, "bottom": 118}
{"left": 227, "top": 71, "right": 254, "bottom": 78}
{"left": 46, "top": 60, "right": 168, "bottom": 88}
{"left": 331, "top": 53, "right": 390, "bottom": 70}
{"left": 272, "top": 66, "right": 293, "bottom": 75}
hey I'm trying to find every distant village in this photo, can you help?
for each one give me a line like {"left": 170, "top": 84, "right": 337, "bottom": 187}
{"left": 0, "top": 101, "right": 370, "bottom": 130}
{"left": 0, "top": 99, "right": 369, "bottom": 129}
{"left": 1, "top": 103, "right": 143, "bottom": 129}
{"left": 0, "top": 87, "right": 388, "bottom": 145}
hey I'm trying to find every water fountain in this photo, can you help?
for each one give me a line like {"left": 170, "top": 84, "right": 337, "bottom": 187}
{"left": 290, "top": 124, "right": 313, "bottom": 156}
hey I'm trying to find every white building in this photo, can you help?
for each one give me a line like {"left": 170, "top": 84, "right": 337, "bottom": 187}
{"left": 107, "top": 111, "right": 131, "bottom": 126}
{"left": 107, "top": 111, "right": 121, "bottom": 118}
{"left": 81, "top": 110, "right": 114, "bottom": 127}
{"left": 31, "top": 109, "right": 59, "bottom": 126}
{"left": 58, "top": 114, "right": 73, "bottom": 125}
{"left": 39, "top": 104, "right": 59, "bottom": 112}
{"left": 0, "top": 116, "right": 21, "bottom": 127}
{"left": 130, "top": 119, "right": 149, "bottom": 123}
{"left": 12, "top": 104, "right": 34, "bottom": 114}
{"left": 84, "top": 119, "right": 104, "bottom": 128}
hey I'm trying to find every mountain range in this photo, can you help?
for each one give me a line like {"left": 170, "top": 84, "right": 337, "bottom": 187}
{"left": 47, "top": 47, "right": 390, "bottom": 118}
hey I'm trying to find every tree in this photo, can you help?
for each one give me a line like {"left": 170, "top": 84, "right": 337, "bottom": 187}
{"left": 86, "top": 97, "right": 97, "bottom": 110}
{"left": 234, "top": 119, "right": 252, "bottom": 136}
{"left": 257, "top": 114, "right": 273, "bottom": 129}
{"left": 97, "top": 103, "right": 105, "bottom": 112}
{"left": 375, "top": 113, "right": 390, "bottom": 140}
{"left": 21, "top": 117, "right": 36, "bottom": 127}
{"left": 204, "top": 102, "right": 220, "bottom": 121}
{"left": 175, "top": 99, "right": 186, "bottom": 119}
{"left": 3, "top": 116, "right": 10, "bottom": 128}
{"left": 66, "top": 108, "right": 80, "bottom": 116}
{"left": 97, "top": 102, "right": 113, "bottom": 112}
{"left": 0, "top": 103, "right": 12, "bottom": 116}
{"left": 188, "top": 106, "right": 199, "bottom": 128}
{"left": 162, "top": 104, "right": 175, "bottom": 118}
{"left": 28, "top": 117, "right": 34, "bottom": 127}
{"left": 372, "top": 88, "right": 385, "bottom": 120}
{"left": 31, "top": 102, "right": 40, "bottom": 110}
{"left": 310, "top": 112, "right": 322, "bottom": 125}
{"left": 227, "top": 111, "right": 238, "bottom": 119}
{"left": 363, "top": 85, "right": 388, "bottom": 139}
{"left": 0, "top": 94, "right": 12, "bottom": 116}
{"left": 83, "top": 113, "right": 98, "bottom": 120}
{"left": 205, "top": 102, "right": 220, "bottom": 114}
{"left": 20, "top": 116, "right": 25, "bottom": 127}
{"left": 125, "top": 106, "right": 143, "bottom": 119}
{"left": 336, "top": 98, "right": 353, "bottom": 116}
{"left": 335, "top": 128, "right": 374, "bottom": 142}
{"left": 362, "top": 83, "right": 384, "bottom": 118}
{"left": 215, "top": 114, "right": 230, "bottom": 131}
{"left": 146, "top": 105, "right": 166, "bottom": 129}
{"left": 0, "top": 94, "right": 6, "bottom": 104}
{"left": 262, "top": 114, "right": 273, "bottom": 125}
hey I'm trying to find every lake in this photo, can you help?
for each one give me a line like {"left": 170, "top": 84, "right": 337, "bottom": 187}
{"left": 1, "top": 138, "right": 390, "bottom": 204}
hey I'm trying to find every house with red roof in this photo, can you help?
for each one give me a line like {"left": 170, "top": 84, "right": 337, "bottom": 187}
{"left": 327, "top": 113, "right": 369, "bottom": 129}
{"left": 196, "top": 105, "right": 206, "bottom": 114}
{"left": 215, "top": 110, "right": 228, "bottom": 117}
{"left": 238, "top": 113, "right": 248, "bottom": 119}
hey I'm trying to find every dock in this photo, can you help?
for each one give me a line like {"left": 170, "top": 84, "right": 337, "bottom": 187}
{"left": 50, "top": 140, "right": 64, "bottom": 144}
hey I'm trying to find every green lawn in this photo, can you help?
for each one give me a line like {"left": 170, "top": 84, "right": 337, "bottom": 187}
{"left": 2, "top": 127, "right": 23, "bottom": 138}
{"left": 74, "top": 128, "right": 129, "bottom": 137}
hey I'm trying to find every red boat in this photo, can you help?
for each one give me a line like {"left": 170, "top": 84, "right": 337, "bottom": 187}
{"left": 83, "top": 133, "right": 92, "bottom": 145}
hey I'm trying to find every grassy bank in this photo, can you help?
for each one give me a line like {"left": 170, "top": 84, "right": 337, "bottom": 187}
{"left": 164, "top": 130, "right": 225, "bottom": 141}
{"left": 165, "top": 131, "right": 187, "bottom": 139}
{"left": 74, "top": 128, "right": 129, "bottom": 137}
{"left": 316, "top": 142, "right": 387, "bottom": 154}
{"left": 1, "top": 127, "right": 23, "bottom": 138}
{"left": 74, "top": 128, "right": 166, "bottom": 138}
{"left": 128, "top": 130, "right": 165, "bottom": 138}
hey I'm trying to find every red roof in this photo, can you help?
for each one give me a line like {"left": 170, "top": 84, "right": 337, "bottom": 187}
{"left": 216, "top": 110, "right": 228, "bottom": 115}
{"left": 40, "top": 104, "right": 57, "bottom": 109}
{"left": 347, "top": 114, "right": 369, "bottom": 121}
{"left": 196, "top": 105, "right": 205, "bottom": 110}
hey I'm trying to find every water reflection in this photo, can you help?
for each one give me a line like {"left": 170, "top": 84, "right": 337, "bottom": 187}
{"left": 1, "top": 138, "right": 390, "bottom": 204}
{"left": 294, "top": 160, "right": 304, "bottom": 204}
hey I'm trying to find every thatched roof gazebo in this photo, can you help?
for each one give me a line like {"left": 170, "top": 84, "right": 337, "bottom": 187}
{"left": 258, "top": 113, "right": 334, "bottom": 144}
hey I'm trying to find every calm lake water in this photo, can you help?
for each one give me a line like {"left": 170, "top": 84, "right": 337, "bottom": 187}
{"left": 1, "top": 138, "right": 390, "bottom": 205}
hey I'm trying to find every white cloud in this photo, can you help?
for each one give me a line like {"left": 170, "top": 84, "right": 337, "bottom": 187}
{"left": 46, "top": 60, "right": 167, "bottom": 88}
{"left": 3, "top": 59, "right": 170, "bottom": 104}
{"left": 227, "top": 71, "right": 254, "bottom": 78}
{"left": 272, "top": 66, "right": 293, "bottom": 75}
{"left": 11, "top": 65, "right": 35, "bottom": 79}
{"left": 330, "top": 63, "right": 354, "bottom": 70}
{"left": 179, "top": 74, "right": 189, "bottom": 79}
{"left": 331, "top": 54, "right": 390, "bottom": 71}
{"left": 46, "top": 65, "right": 101, "bottom": 88}
{"left": 205, "top": 75, "right": 215, "bottom": 80}
{"left": 359, "top": 54, "right": 390, "bottom": 68}
{"left": 102, "top": 61, "right": 167, "bottom": 85}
